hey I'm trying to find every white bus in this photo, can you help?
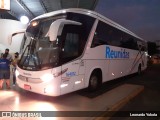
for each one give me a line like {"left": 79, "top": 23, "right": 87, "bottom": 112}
{"left": 15, "top": 8, "right": 147, "bottom": 96}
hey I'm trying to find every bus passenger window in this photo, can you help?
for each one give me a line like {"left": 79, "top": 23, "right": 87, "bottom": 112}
{"left": 62, "top": 33, "right": 79, "bottom": 58}
{"left": 59, "top": 24, "right": 82, "bottom": 64}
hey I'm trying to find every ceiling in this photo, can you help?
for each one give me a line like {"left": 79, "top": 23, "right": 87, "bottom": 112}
{"left": 6, "top": 0, "right": 99, "bottom": 21}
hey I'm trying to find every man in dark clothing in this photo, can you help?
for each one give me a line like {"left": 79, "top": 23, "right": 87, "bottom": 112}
{"left": 12, "top": 52, "right": 19, "bottom": 86}
{"left": 4, "top": 48, "right": 13, "bottom": 62}
{"left": 0, "top": 54, "right": 10, "bottom": 89}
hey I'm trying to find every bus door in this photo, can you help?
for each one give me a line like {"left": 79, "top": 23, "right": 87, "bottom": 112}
{"left": 47, "top": 19, "right": 85, "bottom": 94}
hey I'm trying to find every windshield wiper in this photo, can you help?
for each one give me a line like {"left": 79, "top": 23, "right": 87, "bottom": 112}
{"left": 19, "top": 38, "right": 41, "bottom": 70}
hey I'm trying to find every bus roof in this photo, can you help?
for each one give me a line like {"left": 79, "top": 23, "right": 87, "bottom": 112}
{"left": 32, "top": 8, "right": 144, "bottom": 41}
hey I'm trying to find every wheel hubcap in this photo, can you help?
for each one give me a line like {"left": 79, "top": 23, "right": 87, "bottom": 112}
{"left": 90, "top": 76, "right": 98, "bottom": 89}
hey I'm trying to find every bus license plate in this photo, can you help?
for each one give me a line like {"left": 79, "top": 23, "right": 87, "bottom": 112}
{"left": 24, "top": 84, "right": 31, "bottom": 90}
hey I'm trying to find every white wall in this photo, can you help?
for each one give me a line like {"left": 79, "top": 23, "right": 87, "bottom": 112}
{"left": 0, "top": 19, "right": 26, "bottom": 54}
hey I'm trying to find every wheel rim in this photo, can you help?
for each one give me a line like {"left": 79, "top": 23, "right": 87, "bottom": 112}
{"left": 90, "top": 76, "right": 98, "bottom": 89}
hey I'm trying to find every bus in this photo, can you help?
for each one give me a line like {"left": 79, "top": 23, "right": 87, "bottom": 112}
{"left": 15, "top": 8, "right": 148, "bottom": 96}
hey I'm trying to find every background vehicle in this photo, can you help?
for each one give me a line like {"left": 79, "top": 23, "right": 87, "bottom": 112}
{"left": 15, "top": 8, "right": 147, "bottom": 96}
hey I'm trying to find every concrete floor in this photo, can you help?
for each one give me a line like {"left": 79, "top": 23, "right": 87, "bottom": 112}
{"left": 110, "top": 64, "right": 160, "bottom": 120}
{"left": 0, "top": 72, "right": 144, "bottom": 120}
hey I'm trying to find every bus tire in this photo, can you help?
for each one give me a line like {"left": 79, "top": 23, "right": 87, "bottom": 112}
{"left": 138, "top": 64, "right": 141, "bottom": 75}
{"left": 88, "top": 71, "right": 102, "bottom": 91}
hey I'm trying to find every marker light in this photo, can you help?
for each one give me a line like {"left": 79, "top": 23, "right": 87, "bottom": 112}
{"left": 60, "top": 84, "right": 68, "bottom": 88}
{"left": 32, "top": 21, "right": 38, "bottom": 26}
{"left": 41, "top": 73, "right": 53, "bottom": 82}
{"left": 87, "top": 11, "right": 91, "bottom": 15}
{"left": 75, "top": 81, "right": 81, "bottom": 84}
{"left": 20, "top": 16, "right": 29, "bottom": 24}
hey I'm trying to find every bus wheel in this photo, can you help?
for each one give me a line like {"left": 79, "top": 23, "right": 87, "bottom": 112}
{"left": 138, "top": 65, "right": 141, "bottom": 75}
{"left": 88, "top": 73, "right": 99, "bottom": 91}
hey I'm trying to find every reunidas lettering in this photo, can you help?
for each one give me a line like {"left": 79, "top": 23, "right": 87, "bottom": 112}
{"left": 106, "top": 46, "right": 129, "bottom": 59}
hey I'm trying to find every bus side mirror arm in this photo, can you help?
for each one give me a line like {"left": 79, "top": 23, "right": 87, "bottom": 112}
{"left": 48, "top": 19, "right": 82, "bottom": 42}
{"left": 8, "top": 29, "right": 25, "bottom": 45}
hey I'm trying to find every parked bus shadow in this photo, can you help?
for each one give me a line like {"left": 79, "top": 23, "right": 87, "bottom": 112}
{"left": 77, "top": 73, "right": 142, "bottom": 98}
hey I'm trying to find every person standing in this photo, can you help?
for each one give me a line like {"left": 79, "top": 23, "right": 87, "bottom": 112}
{"left": 4, "top": 48, "right": 13, "bottom": 62}
{"left": 0, "top": 54, "right": 11, "bottom": 89}
{"left": 2, "top": 48, "right": 13, "bottom": 87}
{"left": 12, "top": 52, "right": 19, "bottom": 86}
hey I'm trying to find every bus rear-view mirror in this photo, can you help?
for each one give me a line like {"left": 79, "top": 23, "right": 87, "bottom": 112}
{"left": 48, "top": 19, "right": 82, "bottom": 42}
{"left": 8, "top": 29, "right": 25, "bottom": 45}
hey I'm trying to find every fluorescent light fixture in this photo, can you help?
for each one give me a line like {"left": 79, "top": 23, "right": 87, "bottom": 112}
{"left": 20, "top": 16, "right": 29, "bottom": 24}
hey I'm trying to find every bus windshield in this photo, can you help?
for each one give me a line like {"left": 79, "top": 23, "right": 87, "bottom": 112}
{"left": 18, "top": 37, "right": 60, "bottom": 71}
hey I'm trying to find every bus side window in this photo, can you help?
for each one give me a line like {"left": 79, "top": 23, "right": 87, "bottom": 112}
{"left": 60, "top": 25, "right": 82, "bottom": 64}
{"left": 62, "top": 33, "right": 79, "bottom": 58}
{"left": 91, "top": 21, "right": 122, "bottom": 48}
{"left": 91, "top": 32, "right": 107, "bottom": 47}
{"left": 91, "top": 21, "right": 108, "bottom": 48}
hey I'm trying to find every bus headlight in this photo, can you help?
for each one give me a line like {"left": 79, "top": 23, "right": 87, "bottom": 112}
{"left": 15, "top": 70, "right": 20, "bottom": 77}
{"left": 40, "top": 73, "right": 54, "bottom": 82}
